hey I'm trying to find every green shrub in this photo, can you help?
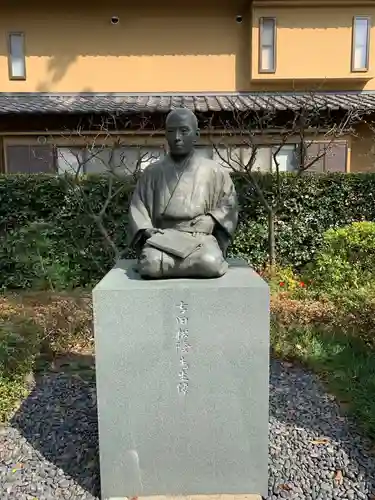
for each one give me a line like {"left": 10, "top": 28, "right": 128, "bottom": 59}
{"left": 305, "top": 221, "right": 375, "bottom": 292}
{"left": 1, "top": 221, "right": 81, "bottom": 290}
{"left": 1, "top": 172, "right": 375, "bottom": 289}
{"left": 330, "top": 287, "right": 375, "bottom": 349}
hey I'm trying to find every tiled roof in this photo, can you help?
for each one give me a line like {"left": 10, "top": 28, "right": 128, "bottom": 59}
{"left": 0, "top": 92, "right": 375, "bottom": 114}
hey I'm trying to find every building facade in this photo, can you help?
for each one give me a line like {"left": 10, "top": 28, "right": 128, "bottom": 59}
{"left": 1, "top": 0, "right": 375, "bottom": 174}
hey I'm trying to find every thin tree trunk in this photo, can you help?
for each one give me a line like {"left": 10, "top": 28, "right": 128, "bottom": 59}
{"left": 92, "top": 215, "right": 121, "bottom": 263}
{"left": 248, "top": 172, "right": 277, "bottom": 269}
{"left": 268, "top": 209, "right": 276, "bottom": 268}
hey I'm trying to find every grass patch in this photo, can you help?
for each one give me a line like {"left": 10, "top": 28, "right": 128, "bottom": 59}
{"left": 0, "top": 376, "right": 32, "bottom": 424}
{"left": 268, "top": 255, "right": 375, "bottom": 441}
{"left": 0, "top": 316, "right": 41, "bottom": 423}
{"left": 1, "top": 282, "right": 375, "bottom": 444}
{"left": 272, "top": 322, "right": 375, "bottom": 440}
{"left": 0, "top": 290, "right": 93, "bottom": 423}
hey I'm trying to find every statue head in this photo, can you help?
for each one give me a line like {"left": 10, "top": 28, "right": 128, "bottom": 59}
{"left": 165, "top": 108, "right": 200, "bottom": 157}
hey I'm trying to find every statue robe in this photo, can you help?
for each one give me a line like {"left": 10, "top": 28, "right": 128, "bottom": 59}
{"left": 127, "top": 152, "right": 238, "bottom": 278}
{"left": 128, "top": 152, "right": 238, "bottom": 252}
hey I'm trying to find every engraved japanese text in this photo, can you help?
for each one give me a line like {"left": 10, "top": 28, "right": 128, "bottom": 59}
{"left": 176, "top": 301, "right": 191, "bottom": 394}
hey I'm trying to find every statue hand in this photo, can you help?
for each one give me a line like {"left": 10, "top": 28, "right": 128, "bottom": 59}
{"left": 190, "top": 214, "right": 216, "bottom": 233}
{"left": 144, "top": 228, "right": 164, "bottom": 239}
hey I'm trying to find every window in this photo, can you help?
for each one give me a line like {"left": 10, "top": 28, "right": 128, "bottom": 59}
{"left": 56, "top": 148, "right": 84, "bottom": 175}
{"left": 325, "top": 143, "right": 347, "bottom": 172}
{"left": 259, "top": 18, "right": 276, "bottom": 73}
{"left": 4, "top": 141, "right": 348, "bottom": 176}
{"left": 213, "top": 146, "right": 242, "bottom": 170}
{"left": 250, "top": 147, "right": 272, "bottom": 172}
{"left": 237, "top": 142, "right": 347, "bottom": 173}
{"left": 8, "top": 33, "right": 26, "bottom": 80}
{"left": 195, "top": 146, "right": 213, "bottom": 159}
{"left": 56, "top": 146, "right": 165, "bottom": 176}
{"left": 6, "top": 145, "right": 55, "bottom": 173}
{"left": 212, "top": 145, "right": 295, "bottom": 172}
{"left": 241, "top": 146, "right": 296, "bottom": 172}
{"left": 304, "top": 142, "right": 347, "bottom": 173}
{"left": 4, "top": 143, "right": 166, "bottom": 175}
{"left": 352, "top": 17, "right": 371, "bottom": 72}
{"left": 138, "top": 147, "right": 165, "bottom": 169}
{"left": 271, "top": 145, "right": 297, "bottom": 172}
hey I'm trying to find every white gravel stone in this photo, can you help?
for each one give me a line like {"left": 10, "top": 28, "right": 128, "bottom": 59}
{"left": 0, "top": 360, "right": 374, "bottom": 499}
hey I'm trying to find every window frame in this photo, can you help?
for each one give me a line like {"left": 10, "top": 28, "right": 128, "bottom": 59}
{"left": 301, "top": 140, "right": 349, "bottom": 173}
{"left": 351, "top": 16, "right": 371, "bottom": 73}
{"left": 271, "top": 144, "right": 298, "bottom": 172}
{"left": 55, "top": 144, "right": 167, "bottom": 176}
{"left": 249, "top": 140, "right": 348, "bottom": 174}
{"left": 7, "top": 32, "right": 26, "bottom": 81}
{"left": 4, "top": 143, "right": 56, "bottom": 174}
{"left": 258, "top": 17, "right": 277, "bottom": 74}
{"left": 2, "top": 137, "right": 349, "bottom": 175}
{"left": 2, "top": 138, "right": 169, "bottom": 174}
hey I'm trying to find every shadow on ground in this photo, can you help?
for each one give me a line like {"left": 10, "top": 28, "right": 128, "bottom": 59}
{"left": 10, "top": 356, "right": 375, "bottom": 498}
{"left": 10, "top": 353, "right": 100, "bottom": 497}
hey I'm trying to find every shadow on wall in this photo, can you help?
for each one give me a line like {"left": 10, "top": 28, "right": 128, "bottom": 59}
{"left": 0, "top": 0, "right": 252, "bottom": 91}
{"left": 36, "top": 55, "right": 78, "bottom": 92}
{"left": 1, "top": 1, "right": 366, "bottom": 92}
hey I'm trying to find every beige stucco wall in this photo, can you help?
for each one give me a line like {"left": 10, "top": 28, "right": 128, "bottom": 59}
{"left": 1, "top": 1, "right": 375, "bottom": 92}
{"left": 0, "top": 0, "right": 375, "bottom": 172}
{"left": 251, "top": 5, "right": 375, "bottom": 91}
{"left": 0, "top": 0, "right": 250, "bottom": 93}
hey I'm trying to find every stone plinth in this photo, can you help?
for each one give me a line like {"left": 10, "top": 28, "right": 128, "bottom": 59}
{"left": 93, "top": 259, "right": 269, "bottom": 500}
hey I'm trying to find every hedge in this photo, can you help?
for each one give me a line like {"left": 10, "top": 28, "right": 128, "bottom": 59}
{"left": 1, "top": 172, "right": 375, "bottom": 289}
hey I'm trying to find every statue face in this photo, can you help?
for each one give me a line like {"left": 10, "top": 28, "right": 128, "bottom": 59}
{"left": 165, "top": 112, "right": 200, "bottom": 157}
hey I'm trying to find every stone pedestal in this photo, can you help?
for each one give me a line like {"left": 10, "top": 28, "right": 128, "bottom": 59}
{"left": 93, "top": 259, "right": 269, "bottom": 500}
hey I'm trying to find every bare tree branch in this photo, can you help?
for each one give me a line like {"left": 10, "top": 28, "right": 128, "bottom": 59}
{"left": 206, "top": 93, "right": 366, "bottom": 267}
{"left": 33, "top": 113, "right": 164, "bottom": 268}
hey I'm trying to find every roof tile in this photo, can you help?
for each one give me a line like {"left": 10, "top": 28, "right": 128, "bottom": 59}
{"left": 0, "top": 92, "right": 374, "bottom": 114}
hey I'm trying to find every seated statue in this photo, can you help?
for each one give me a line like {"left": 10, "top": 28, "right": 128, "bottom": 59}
{"left": 127, "top": 108, "right": 238, "bottom": 279}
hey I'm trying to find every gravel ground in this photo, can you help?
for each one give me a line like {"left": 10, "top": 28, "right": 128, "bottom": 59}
{"left": 0, "top": 359, "right": 375, "bottom": 500}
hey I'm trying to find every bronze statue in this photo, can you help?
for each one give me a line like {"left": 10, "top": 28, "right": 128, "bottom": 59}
{"left": 128, "top": 108, "right": 238, "bottom": 279}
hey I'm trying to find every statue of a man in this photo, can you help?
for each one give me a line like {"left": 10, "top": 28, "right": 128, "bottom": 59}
{"left": 128, "top": 108, "right": 238, "bottom": 279}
